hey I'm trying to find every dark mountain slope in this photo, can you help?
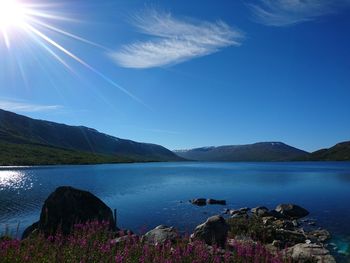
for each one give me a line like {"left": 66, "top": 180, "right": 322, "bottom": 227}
{"left": 174, "top": 142, "right": 308, "bottom": 162}
{"left": 305, "top": 141, "right": 350, "bottom": 161}
{"left": 0, "top": 109, "right": 181, "bottom": 164}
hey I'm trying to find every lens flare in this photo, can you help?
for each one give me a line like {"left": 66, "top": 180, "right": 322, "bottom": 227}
{"left": 0, "top": 0, "right": 144, "bottom": 105}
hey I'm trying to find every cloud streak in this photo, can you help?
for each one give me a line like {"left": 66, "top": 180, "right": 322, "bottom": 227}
{"left": 0, "top": 99, "right": 62, "bottom": 112}
{"left": 110, "top": 9, "right": 244, "bottom": 68}
{"left": 249, "top": 0, "right": 350, "bottom": 26}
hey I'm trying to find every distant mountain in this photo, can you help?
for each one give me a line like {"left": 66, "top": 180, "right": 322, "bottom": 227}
{"left": 0, "top": 109, "right": 182, "bottom": 165}
{"left": 304, "top": 141, "right": 350, "bottom": 161}
{"left": 174, "top": 142, "right": 309, "bottom": 162}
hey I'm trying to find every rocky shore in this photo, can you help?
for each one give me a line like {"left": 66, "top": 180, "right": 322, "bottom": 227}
{"left": 21, "top": 187, "right": 337, "bottom": 263}
{"left": 222, "top": 204, "right": 334, "bottom": 262}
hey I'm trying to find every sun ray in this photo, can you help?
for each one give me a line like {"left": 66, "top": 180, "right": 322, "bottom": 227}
{"left": 36, "top": 39, "right": 75, "bottom": 74}
{"left": 1, "top": 30, "right": 10, "bottom": 48}
{"left": 0, "top": 0, "right": 146, "bottom": 107}
{"left": 24, "top": 23, "right": 146, "bottom": 107}
{"left": 28, "top": 18, "right": 110, "bottom": 51}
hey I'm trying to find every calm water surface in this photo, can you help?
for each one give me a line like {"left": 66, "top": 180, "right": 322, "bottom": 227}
{"left": 1, "top": 162, "right": 349, "bottom": 255}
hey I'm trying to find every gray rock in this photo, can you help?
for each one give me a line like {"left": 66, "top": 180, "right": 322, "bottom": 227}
{"left": 292, "top": 220, "right": 299, "bottom": 227}
{"left": 191, "top": 215, "right": 229, "bottom": 247}
{"left": 223, "top": 208, "right": 230, "bottom": 214}
{"left": 111, "top": 234, "right": 137, "bottom": 244}
{"left": 251, "top": 206, "right": 269, "bottom": 217}
{"left": 231, "top": 212, "right": 249, "bottom": 219}
{"left": 272, "top": 240, "right": 283, "bottom": 248}
{"left": 191, "top": 198, "right": 207, "bottom": 206}
{"left": 229, "top": 208, "right": 249, "bottom": 219}
{"left": 274, "top": 229, "right": 306, "bottom": 245}
{"left": 275, "top": 204, "right": 309, "bottom": 219}
{"left": 262, "top": 216, "right": 276, "bottom": 225}
{"left": 272, "top": 219, "right": 295, "bottom": 231}
{"left": 239, "top": 207, "right": 250, "bottom": 213}
{"left": 142, "top": 225, "right": 178, "bottom": 245}
{"left": 229, "top": 209, "right": 240, "bottom": 216}
{"left": 307, "top": 229, "right": 331, "bottom": 243}
{"left": 268, "top": 210, "right": 288, "bottom": 219}
{"left": 286, "top": 243, "right": 336, "bottom": 263}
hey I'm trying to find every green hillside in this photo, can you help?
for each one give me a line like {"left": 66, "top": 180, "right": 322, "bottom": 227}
{"left": 0, "top": 109, "right": 182, "bottom": 165}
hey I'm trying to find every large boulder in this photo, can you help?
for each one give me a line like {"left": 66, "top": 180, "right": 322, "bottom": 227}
{"left": 21, "top": 222, "right": 39, "bottom": 239}
{"left": 275, "top": 204, "right": 309, "bottom": 219}
{"left": 286, "top": 243, "right": 336, "bottom": 263}
{"left": 22, "top": 186, "right": 115, "bottom": 238}
{"left": 142, "top": 225, "right": 178, "bottom": 245}
{"left": 191, "top": 215, "right": 229, "bottom": 247}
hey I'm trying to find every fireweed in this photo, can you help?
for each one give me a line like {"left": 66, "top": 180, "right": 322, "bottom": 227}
{"left": 0, "top": 221, "right": 291, "bottom": 263}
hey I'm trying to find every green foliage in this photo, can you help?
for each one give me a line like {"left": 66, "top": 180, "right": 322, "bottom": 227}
{"left": 0, "top": 140, "right": 134, "bottom": 166}
{"left": 0, "top": 221, "right": 290, "bottom": 263}
{"left": 227, "top": 217, "right": 276, "bottom": 244}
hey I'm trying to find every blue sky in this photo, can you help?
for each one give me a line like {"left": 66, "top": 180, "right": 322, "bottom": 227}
{"left": 0, "top": 0, "right": 350, "bottom": 152}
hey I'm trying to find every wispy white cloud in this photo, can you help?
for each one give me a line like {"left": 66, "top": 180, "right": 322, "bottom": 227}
{"left": 0, "top": 99, "right": 62, "bottom": 112}
{"left": 249, "top": 0, "right": 350, "bottom": 26}
{"left": 110, "top": 9, "right": 244, "bottom": 68}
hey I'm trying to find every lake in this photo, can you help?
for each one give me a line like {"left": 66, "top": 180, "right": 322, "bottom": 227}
{"left": 1, "top": 162, "right": 349, "bottom": 256}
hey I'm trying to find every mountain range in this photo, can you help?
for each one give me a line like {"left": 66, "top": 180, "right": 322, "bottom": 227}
{"left": 0, "top": 109, "right": 182, "bottom": 165}
{"left": 174, "top": 142, "right": 308, "bottom": 162}
{"left": 174, "top": 141, "right": 350, "bottom": 162}
{"left": 0, "top": 108, "right": 349, "bottom": 165}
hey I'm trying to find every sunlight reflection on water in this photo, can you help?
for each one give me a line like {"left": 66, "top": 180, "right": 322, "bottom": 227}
{"left": 0, "top": 170, "right": 31, "bottom": 190}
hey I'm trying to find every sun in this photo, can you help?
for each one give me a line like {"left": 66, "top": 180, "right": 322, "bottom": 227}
{"left": 0, "top": 0, "right": 27, "bottom": 29}
{"left": 0, "top": 0, "right": 141, "bottom": 104}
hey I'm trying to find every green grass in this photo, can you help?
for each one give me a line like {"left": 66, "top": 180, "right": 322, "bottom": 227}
{"left": 0, "top": 140, "right": 134, "bottom": 166}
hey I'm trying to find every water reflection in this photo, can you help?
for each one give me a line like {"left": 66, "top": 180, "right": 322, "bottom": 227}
{"left": 0, "top": 170, "right": 31, "bottom": 190}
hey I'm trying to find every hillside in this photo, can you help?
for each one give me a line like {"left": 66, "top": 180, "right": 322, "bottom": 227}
{"left": 0, "top": 109, "right": 182, "bottom": 165}
{"left": 305, "top": 141, "right": 350, "bottom": 161}
{"left": 174, "top": 142, "right": 309, "bottom": 162}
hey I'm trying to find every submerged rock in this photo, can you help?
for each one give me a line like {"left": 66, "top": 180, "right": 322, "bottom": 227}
{"left": 142, "top": 225, "right": 178, "bottom": 245}
{"left": 207, "top": 199, "right": 226, "bottom": 205}
{"left": 22, "top": 186, "right": 115, "bottom": 238}
{"left": 191, "top": 198, "right": 207, "bottom": 206}
{"left": 275, "top": 204, "right": 309, "bottom": 219}
{"left": 191, "top": 215, "right": 229, "bottom": 247}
